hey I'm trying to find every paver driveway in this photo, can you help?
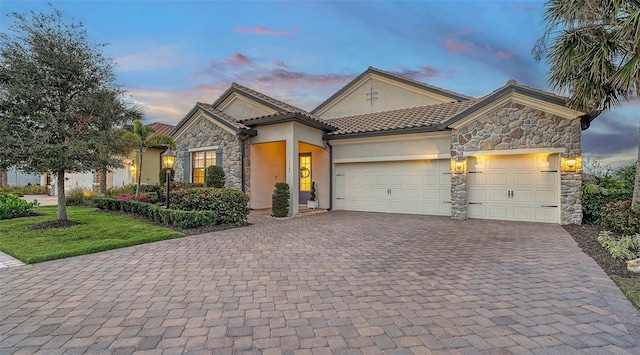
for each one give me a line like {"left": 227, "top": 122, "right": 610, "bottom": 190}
{"left": 1, "top": 211, "right": 639, "bottom": 354}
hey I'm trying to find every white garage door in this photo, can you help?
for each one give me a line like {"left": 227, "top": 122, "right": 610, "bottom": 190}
{"left": 467, "top": 154, "right": 560, "bottom": 223}
{"left": 335, "top": 160, "right": 451, "bottom": 215}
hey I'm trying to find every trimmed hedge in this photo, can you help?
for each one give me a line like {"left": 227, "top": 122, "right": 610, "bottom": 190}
{"left": 94, "top": 193, "right": 247, "bottom": 228}
{"left": 169, "top": 188, "right": 249, "bottom": 225}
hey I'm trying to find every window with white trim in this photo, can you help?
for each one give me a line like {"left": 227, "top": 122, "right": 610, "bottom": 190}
{"left": 192, "top": 150, "right": 216, "bottom": 183}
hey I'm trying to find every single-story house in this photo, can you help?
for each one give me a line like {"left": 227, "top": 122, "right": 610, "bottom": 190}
{"left": 170, "top": 67, "right": 598, "bottom": 224}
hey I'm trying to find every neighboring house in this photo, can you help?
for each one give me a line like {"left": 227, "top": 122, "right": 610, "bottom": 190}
{"left": 49, "top": 122, "right": 174, "bottom": 195}
{"left": 171, "top": 67, "right": 598, "bottom": 224}
{"left": 4, "top": 167, "right": 42, "bottom": 187}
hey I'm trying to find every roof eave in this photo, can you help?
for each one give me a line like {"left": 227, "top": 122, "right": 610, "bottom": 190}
{"left": 244, "top": 112, "right": 337, "bottom": 132}
{"left": 169, "top": 106, "right": 200, "bottom": 136}
{"left": 324, "top": 125, "right": 444, "bottom": 140}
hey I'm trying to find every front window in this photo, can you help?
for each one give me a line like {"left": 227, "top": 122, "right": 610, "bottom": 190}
{"left": 192, "top": 150, "right": 216, "bottom": 183}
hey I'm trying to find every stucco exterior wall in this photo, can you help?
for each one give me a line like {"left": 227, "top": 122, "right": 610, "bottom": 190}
{"left": 221, "top": 97, "right": 276, "bottom": 120}
{"left": 319, "top": 77, "right": 452, "bottom": 119}
{"left": 173, "top": 115, "right": 243, "bottom": 190}
{"left": 331, "top": 133, "right": 451, "bottom": 163}
{"left": 249, "top": 141, "right": 286, "bottom": 209}
{"left": 450, "top": 101, "right": 582, "bottom": 224}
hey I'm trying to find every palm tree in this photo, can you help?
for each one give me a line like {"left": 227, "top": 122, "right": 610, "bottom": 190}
{"left": 126, "top": 119, "right": 176, "bottom": 197}
{"left": 534, "top": 0, "right": 640, "bottom": 205}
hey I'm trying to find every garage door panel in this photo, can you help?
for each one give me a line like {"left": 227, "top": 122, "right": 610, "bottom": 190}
{"left": 335, "top": 160, "right": 451, "bottom": 216}
{"left": 468, "top": 154, "right": 559, "bottom": 223}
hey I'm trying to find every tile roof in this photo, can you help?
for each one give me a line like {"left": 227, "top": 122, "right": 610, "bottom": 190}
{"left": 147, "top": 122, "right": 174, "bottom": 137}
{"left": 239, "top": 111, "right": 337, "bottom": 132}
{"left": 327, "top": 99, "right": 481, "bottom": 136}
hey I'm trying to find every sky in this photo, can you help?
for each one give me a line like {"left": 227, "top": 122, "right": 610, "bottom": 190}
{"left": 1, "top": 0, "right": 638, "bottom": 169}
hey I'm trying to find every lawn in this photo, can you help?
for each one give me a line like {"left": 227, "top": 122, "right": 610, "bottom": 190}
{"left": 613, "top": 277, "right": 640, "bottom": 309}
{"left": 0, "top": 206, "right": 185, "bottom": 264}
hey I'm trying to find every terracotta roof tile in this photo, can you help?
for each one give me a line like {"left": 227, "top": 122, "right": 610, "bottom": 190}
{"left": 230, "top": 82, "right": 311, "bottom": 115}
{"left": 327, "top": 99, "right": 481, "bottom": 136}
{"left": 147, "top": 122, "right": 175, "bottom": 137}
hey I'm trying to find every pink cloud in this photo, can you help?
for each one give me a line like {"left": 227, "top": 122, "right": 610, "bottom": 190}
{"left": 496, "top": 51, "right": 515, "bottom": 59}
{"left": 445, "top": 38, "right": 473, "bottom": 53}
{"left": 234, "top": 26, "right": 296, "bottom": 36}
{"left": 227, "top": 53, "right": 251, "bottom": 65}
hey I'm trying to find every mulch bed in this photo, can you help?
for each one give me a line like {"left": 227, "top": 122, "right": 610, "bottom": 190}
{"left": 563, "top": 224, "right": 639, "bottom": 279}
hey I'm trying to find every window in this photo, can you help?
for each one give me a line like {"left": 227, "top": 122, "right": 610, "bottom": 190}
{"left": 192, "top": 150, "right": 216, "bottom": 183}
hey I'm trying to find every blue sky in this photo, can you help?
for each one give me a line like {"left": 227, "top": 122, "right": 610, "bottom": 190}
{"left": 1, "top": 1, "right": 638, "bottom": 168}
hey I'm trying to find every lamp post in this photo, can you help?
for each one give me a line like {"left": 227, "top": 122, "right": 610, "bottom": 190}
{"left": 161, "top": 148, "right": 176, "bottom": 209}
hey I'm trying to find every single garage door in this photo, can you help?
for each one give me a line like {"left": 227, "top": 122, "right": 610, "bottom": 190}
{"left": 335, "top": 160, "right": 451, "bottom": 215}
{"left": 467, "top": 153, "right": 560, "bottom": 223}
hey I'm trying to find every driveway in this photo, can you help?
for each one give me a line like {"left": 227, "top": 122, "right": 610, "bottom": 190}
{"left": 1, "top": 211, "right": 638, "bottom": 354}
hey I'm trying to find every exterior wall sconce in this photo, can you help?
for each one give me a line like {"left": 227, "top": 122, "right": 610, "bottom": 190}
{"left": 452, "top": 159, "right": 466, "bottom": 174}
{"left": 130, "top": 164, "right": 136, "bottom": 174}
{"left": 562, "top": 156, "right": 580, "bottom": 172}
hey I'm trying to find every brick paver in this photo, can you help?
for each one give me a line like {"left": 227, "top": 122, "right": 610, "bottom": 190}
{"left": 1, "top": 211, "right": 639, "bottom": 353}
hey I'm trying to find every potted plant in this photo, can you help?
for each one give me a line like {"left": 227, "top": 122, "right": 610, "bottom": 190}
{"left": 307, "top": 181, "right": 319, "bottom": 209}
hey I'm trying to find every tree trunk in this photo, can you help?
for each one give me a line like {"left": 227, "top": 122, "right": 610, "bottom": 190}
{"left": 0, "top": 169, "right": 7, "bottom": 189}
{"left": 99, "top": 168, "right": 107, "bottom": 195}
{"left": 56, "top": 172, "right": 68, "bottom": 221}
{"left": 633, "top": 124, "right": 640, "bottom": 208}
{"left": 135, "top": 150, "right": 143, "bottom": 197}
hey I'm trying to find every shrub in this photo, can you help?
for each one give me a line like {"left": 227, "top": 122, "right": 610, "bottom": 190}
{"left": 581, "top": 183, "right": 632, "bottom": 225}
{"left": 22, "top": 184, "right": 48, "bottom": 195}
{"left": 66, "top": 187, "right": 93, "bottom": 206}
{"left": 601, "top": 200, "right": 640, "bottom": 236}
{"left": 92, "top": 197, "right": 237, "bottom": 228}
{"left": 117, "top": 194, "right": 156, "bottom": 204}
{"left": 597, "top": 231, "right": 640, "bottom": 260}
{"left": 205, "top": 165, "right": 225, "bottom": 188}
{"left": 272, "top": 182, "right": 290, "bottom": 217}
{"left": 310, "top": 181, "right": 316, "bottom": 201}
{"left": 0, "top": 193, "right": 38, "bottom": 219}
{"left": 106, "top": 184, "right": 135, "bottom": 198}
{"left": 159, "top": 168, "right": 175, "bottom": 185}
{"left": 169, "top": 187, "right": 249, "bottom": 225}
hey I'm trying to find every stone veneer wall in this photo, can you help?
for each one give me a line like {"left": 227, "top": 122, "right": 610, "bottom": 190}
{"left": 173, "top": 116, "right": 243, "bottom": 190}
{"left": 450, "top": 101, "right": 582, "bottom": 225}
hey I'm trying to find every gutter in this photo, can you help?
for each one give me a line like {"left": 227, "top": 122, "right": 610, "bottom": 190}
{"left": 325, "top": 139, "right": 333, "bottom": 211}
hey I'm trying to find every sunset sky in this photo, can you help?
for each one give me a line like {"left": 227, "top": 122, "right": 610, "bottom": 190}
{"left": 1, "top": 1, "right": 638, "bottom": 168}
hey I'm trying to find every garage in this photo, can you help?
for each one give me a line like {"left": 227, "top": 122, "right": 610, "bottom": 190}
{"left": 467, "top": 153, "right": 560, "bottom": 223}
{"left": 334, "top": 159, "right": 451, "bottom": 215}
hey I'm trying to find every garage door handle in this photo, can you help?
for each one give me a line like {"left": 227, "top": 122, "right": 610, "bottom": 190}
{"left": 469, "top": 202, "right": 482, "bottom": 205}
{"left": 541, "top": 170, "right": 558, "bottom": 173}
{"left": 541, "top": 205, "right": 558, "bottom": 208}
{"left": 468, "top": 171, "right": 482, "bottom": 173}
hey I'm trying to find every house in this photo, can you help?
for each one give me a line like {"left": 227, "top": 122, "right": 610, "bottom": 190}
{"left": 170, "top": 67, "right": 598, "bottom": 224}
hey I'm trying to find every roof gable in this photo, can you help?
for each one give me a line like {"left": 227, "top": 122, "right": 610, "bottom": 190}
{"left": 170, "top": 102, "right": 255, "bottom": 139}
{"left": 213, "top": 82, "right": 310, "bottom": 117}
{"left": 312, "top": 67, "right": 471, "bottom": 119}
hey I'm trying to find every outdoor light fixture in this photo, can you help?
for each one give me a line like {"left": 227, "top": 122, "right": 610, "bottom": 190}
{"left": 453, "top": 159, "right": 466, "bottom": 174}
{"left": 566, "top": 158, "right": 577, "bottom": 172}
{"left": 161, "top": 148, "right": 176, "bottom": 209}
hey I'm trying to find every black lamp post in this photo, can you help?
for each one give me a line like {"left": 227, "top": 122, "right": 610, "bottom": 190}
{"left": 161, "top": 148, "right": 175, "bottom": 209}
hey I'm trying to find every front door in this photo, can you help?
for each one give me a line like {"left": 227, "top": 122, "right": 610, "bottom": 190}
{"left": 299, "top": 153, "right": 311, "bottom": 204}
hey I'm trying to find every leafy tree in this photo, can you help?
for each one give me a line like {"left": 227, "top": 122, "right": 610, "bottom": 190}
{"left": 0, "top": 7, "right": 136, "bottom": 221}
{"left": 125, "top": 119, "right": 176, "bottom": 197}
{"left": 534, "top": 0, "right": 640, "bottom": 205}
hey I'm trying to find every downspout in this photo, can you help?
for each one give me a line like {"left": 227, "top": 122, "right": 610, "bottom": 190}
{"left": 325, "top": 139, "right": 333, "bottom": 211}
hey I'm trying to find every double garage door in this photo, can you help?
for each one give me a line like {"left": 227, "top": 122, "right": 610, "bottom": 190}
{"left": 335, "top": 160, "right": 451, "bottom": 216}
{"left": 334, "top": 154, "right": 560, "bottom": 223}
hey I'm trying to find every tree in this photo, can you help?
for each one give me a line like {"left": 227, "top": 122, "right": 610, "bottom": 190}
{"left": 125, "top": 119, "right": 175, "bottom": 197}
{"left": 533, "top": 0, "right": 640, "bottom": 205}
{"left": 0, "top": 7, "right": 135, "bottom": 221}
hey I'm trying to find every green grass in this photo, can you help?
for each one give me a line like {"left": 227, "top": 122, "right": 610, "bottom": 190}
{"left": 0, "top": 206, "right": 184, "bottom": 264}
{"left": 613, "top": 277, "right": 640, "bottom": 309}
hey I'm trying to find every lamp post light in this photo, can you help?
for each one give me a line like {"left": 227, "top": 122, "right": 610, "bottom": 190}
{"left": 161, "top": 148, "right": 176, "bottom": 209}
